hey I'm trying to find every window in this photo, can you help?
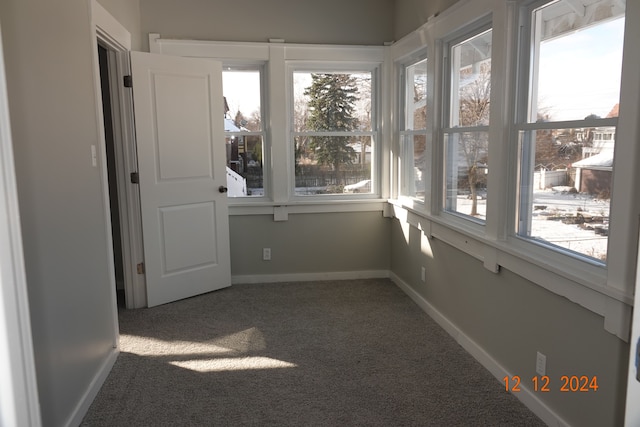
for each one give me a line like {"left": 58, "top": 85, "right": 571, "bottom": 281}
{"left": 399, "top": 56, "right": 428, "bottom": 200}
{"left": 222, "top": 67, "right": 266, "bottom": 197}
{"left": 292, "top": 68, "right": 377, "bottom": 196}
{"left": 442, "top": 26, "right": 492, "bottom": 222}
{"left": 516, "top": 0, "right": 625, "bottom": 263}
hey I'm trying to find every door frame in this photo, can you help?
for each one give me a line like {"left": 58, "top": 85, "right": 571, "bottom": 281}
{"left": 92, "top": 0, "right": 147, "bottom": 309}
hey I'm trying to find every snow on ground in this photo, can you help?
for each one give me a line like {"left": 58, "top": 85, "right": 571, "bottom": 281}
{"left": 452, "top": 186, "right": 609, "bottom": 261}
{"left": 530, "top": 187, "right": 609, "bottom": 260}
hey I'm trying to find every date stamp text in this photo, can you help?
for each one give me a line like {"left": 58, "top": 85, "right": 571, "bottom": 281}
{"left": 503, "top": 375, "right": 599, "bottom": 393}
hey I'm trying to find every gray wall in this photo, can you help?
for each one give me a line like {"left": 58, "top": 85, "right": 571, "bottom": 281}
{"left": 390, "top": 218, "right": 629, "bottom": 426}
{"left": 139, "top": 0, "right": 394, "bottom": 49}
{"left": 98, "top": 0, "right": 143, "bottom": 50}
{"left": 393, "top": 0, "right": 458, "bottom": 41}
{"left": 230, "top": 211, "right": 390, "bottom": 277}
{"left": 0, "top": 0, "right": 138, "bottom": 425}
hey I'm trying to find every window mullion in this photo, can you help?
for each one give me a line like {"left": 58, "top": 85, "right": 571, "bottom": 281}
{"left": 268, "top": 44, "right": 289, "bottom": 203}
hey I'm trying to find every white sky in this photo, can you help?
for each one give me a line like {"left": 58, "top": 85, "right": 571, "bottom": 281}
{"left": 537, "top": 17, "right": 625, "bottom": 121}
{"left": 222, "top": 70, "right": 261, "bottom": 118}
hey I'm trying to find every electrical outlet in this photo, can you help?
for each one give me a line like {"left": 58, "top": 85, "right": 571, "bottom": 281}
{"left": 421, "top": 266, "right": 426, "bottom": 282}
{"left": 262, "top": 248, "right": 271, "bottom": 261}
{"left": 536, "top": 351, "right": 546, "bottom": 376}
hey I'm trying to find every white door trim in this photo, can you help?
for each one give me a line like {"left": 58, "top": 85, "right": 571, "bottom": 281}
{"left": 89, "top": 0, "right": 121, "bottom": 339}
{"left": 0, "top": 21, "right": 42, "bottom": 427}
{"left": 91, "top": 0, "right": 147, "bottom": 309}
{"left": 93, "top": 1, "right": 131, "bottom": 51}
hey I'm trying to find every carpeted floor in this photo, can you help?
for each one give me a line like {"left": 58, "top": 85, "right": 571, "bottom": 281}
{"left": 81, "top": 279, "right": 545, "bottom": 426}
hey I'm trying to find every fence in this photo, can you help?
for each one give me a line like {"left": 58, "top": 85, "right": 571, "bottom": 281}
{"left": 533, "top": 169, "right": 569, "bottom": 190}
{"left": 295, "top": 165, "right": 370, "bottom": 189}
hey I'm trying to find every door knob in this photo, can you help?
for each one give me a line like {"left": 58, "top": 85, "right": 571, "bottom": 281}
{"left": 218, "top": 185, "right": 228, "bottom": 193}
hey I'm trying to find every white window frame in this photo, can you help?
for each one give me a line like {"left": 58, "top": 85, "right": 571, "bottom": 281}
{"left": 506, "top": 0, "right": 628, "bottom": 288}
{"left": 512, "top": 0, "right": 622, "bottom": 263}
{"left": 398, "top": 52, "right": 429, "bottom": 204}
{"left": 222, "top": 63, "right": 269, "bottom": 199}
{"left": 288, "top": 61, "right": 382, "bottom": 200}
{"left": 149, "top": 36, "right": 388, "bottom": 215}
{"left": 439, "top": 19, "right": 493, "bottom": 229}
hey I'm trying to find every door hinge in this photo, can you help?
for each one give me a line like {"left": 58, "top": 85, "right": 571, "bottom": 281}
{"left": 130, "top": 172, "right": 139, "bottom": 184}
{"left": 123, "top": 75, "right": 133, "bottom": 88}
{"left": 137, "top": 262, "right": 145, "bottom": 274}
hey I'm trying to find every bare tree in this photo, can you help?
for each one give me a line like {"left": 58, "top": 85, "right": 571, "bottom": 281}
{"left": 457, "top": 61, "right": 490, "bottom": 216}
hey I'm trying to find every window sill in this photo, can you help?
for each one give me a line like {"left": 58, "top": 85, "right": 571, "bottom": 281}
{"left": 229, "top": 198, "right": 389, "bottom": 219}
{"left": 388, "top": 199, "right": 633, "bottom": 341}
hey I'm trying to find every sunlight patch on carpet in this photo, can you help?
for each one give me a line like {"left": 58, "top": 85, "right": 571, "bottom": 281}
{"left": 120, "top": 335, "right": 235, "bottom": 356}
{"left": 169, "top": 356, "right": 297, "bottom": 372}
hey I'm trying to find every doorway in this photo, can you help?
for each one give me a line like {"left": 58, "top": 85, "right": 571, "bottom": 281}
{"left": 97, "top": 43, "right": 126, "bottom": 308}
{"left": 93, "top": 31, "right": 147, "bottom": 309}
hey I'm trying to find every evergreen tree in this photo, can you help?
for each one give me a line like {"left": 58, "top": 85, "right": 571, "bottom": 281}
{"left": 304, "top": 74, "right": 359, "bottom": 178}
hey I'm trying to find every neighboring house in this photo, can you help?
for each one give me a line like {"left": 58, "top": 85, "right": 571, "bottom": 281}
{"left": 348, "top": 140, "right": 372, "bottom": 164}
{"left": 224, "top": 117, "right": 245, "bottom": 173}
{"left": 573, "top": 126, "right": 616, "bottom": 196}
{"left": 572, "top": 150, "right": 614, "bottom": 196}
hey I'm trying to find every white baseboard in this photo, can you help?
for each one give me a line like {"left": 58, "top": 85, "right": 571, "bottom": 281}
{"left": 231, "top": 269, "right": 390, "bottom": 285}
{"left": 389, "top": 272, "right": 570, "bottom": 427}
{"left": 64, "top": 347, "right": 119, "bottom": 427}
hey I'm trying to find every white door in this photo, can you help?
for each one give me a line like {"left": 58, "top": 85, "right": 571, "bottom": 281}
{"left": 130, "top": 51, "right": 231, "bottom": 307}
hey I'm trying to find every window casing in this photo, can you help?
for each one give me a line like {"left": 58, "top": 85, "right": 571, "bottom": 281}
{"left": 290, "top": 65, "right": 379, "bottom": 198}
{"left": 515, "top": 0, "right": 626, "bottom": 264}
{"left": 442, "top": 25, "right": 493, "bottom": 224}
{"left": 222, "top": 65, "right": 267, "bottom": 198}
{"left": 399, "top": 56, "right": 428, "bottom": 201}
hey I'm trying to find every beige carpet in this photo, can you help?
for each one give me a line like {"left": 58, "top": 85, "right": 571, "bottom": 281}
{"left": 81, "top": 279, "right": 545, "bottom": 426}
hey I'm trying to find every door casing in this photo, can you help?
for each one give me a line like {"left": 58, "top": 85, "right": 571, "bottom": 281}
{"left": 93, "top": 1, "right": 147, "bottom": 309}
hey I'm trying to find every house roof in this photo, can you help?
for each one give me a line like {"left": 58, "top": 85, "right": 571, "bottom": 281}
{"left": 224, "top": 118, "right": 241, "bottom": 132}
{"left": 572, "top": 151, "right": 613, "bottom": 169}
{"left": 606, "top": 103, "right": 619, "bottom": 118}
{"left": 539, "top": 0, "right": 625, "bottom": 42}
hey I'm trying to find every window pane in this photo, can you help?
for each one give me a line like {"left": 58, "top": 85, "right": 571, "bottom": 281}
{"left": 294, "top": 72, "right": 372, "bottom": 132}
{"left": 223, "top": 69, "right": 265, "bottom": 198}
{"left": 295, "top": 135, "right": 372, "bottom": 195}
{"left": 225, "top": 135, "right": 264, "bottom": 197}
{"left": 293, "top": 70, "right": 374, "bottom": 197}
{"left": 405, "top": 59, "right": 427, "bottom": 130}
{"left": 450, "top": 29, "right": 492, "bottom": 127}
{"left": 531, "top": 1, "right": 625, "bottom": 122}
{"left": 400, "top": 133, "right": 426, "bottom": 199}
{"left": 518, "top": 128, "right": 611, "bottom": 262}
{"left": 517, "top": 0, "right": 625, "bottom": 262}
{"left": 444, "top": 131, "right": 488, "bottom": 220}
{"left": 222, "top": 70, "right": 262, "bottom": 131}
